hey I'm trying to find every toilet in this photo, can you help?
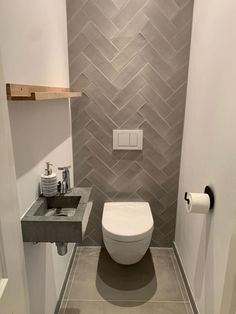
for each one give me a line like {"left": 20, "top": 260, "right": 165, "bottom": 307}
{"left": 102, "top": 202, "right": 154, "bottom": 265}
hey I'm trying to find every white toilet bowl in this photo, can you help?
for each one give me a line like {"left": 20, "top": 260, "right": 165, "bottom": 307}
{"left": 102, "top": 202, "right": 154, "bottom": 265}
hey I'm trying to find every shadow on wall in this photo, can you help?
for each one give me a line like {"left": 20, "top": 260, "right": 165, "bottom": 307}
{"left": 96, "top": 248, "right": 157, "bottom": 306}
{"left": 8, "top": 99, "right": 71, "bottom": 179}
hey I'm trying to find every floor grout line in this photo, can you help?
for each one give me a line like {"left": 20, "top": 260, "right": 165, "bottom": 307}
{"left": 65, "top": 299, "right": 191, "bottom": 303}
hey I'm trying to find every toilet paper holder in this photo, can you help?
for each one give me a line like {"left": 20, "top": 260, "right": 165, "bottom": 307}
{"left": 184, "top": 186, "right": 215, "bottom": 209}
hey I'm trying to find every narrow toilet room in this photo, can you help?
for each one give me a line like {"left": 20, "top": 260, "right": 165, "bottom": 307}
{"left": 0, "top": 1, "right": 235, "bottom": 314}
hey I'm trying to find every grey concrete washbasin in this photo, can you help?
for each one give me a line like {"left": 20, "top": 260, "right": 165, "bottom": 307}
{"left": 21, "top": 187, "right": 92, "bottom": 243}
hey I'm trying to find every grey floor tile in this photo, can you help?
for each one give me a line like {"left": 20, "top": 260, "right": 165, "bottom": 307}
{"left": 63, "top": 250, "right": 80, "bottom": 300}
{"left": 64, "top": 300, "right": 192, "bottom": 314}
{"left": 67, "top": 248, "right": 184, "bottom": 302}
{"left": 150, "top": 247, "right": 172, "bottom": 256}
{"left": 170, "top": 250, "right": 190, "bottom": 302}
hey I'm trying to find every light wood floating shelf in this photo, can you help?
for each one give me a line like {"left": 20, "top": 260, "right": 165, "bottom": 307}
{"left": 6, "top": 83, "right": 82, "bottom": 101}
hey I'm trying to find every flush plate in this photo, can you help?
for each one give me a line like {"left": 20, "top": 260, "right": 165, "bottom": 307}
{"left": 113, "top": 129, "right": 143, "bottom": 150}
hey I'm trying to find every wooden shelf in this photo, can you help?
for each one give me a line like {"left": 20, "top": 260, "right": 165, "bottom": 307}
{"left": 6, "top": 83, "right": 82, "bottom": 101}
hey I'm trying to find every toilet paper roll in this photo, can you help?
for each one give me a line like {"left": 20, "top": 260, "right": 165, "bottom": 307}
{"left": 186, "top": 193, "right": 210, "bottom": 214}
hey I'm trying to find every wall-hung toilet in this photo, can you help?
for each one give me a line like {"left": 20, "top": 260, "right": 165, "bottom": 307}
{"left": 102, "top": 202, "right": 154, "bottom": 265}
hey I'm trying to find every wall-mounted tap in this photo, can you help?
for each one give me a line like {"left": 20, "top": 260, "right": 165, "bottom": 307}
{"left": 58, "top": 166, "right": 71, "bottom": 194}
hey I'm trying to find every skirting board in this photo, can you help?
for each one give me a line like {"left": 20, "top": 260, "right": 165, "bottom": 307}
{"left": 54, "top": 244, "right": 77, "bottom": 314}
{"left": 173, "top": 242, "right": 199, "bottom": 314}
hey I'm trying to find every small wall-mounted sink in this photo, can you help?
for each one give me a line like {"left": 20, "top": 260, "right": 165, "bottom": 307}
{"left": 35, "top": 195, "right": 81, "bottom": 218}
{"left": 21, "top": 187, "right": 92, "bottom": 243}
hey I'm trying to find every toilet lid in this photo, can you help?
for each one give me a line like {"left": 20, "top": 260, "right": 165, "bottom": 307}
{"left": 102, "top": 202, "right": 154, "bottom": 242}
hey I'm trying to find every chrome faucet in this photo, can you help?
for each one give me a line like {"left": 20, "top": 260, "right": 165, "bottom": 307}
{"left": 58, "top": 166, "right": 71, "bottom": 194}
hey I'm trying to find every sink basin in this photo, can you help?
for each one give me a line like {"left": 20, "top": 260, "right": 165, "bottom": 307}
{"left": 34, "top": 195, "right": 81, "bottom": 217}
{"left": 21, "top": 187, "right": 92, "bottom": 243}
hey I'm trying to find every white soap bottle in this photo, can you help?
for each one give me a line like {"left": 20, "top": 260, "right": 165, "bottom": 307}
{"left": 41, "top": 162, "right": 57, "bottom": 197}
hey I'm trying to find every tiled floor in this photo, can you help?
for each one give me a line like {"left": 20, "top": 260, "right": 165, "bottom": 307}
{"left": 58, "top": 247, "right": 193, "bottom": 314}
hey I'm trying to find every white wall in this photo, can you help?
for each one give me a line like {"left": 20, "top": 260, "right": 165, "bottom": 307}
{"left": 175, "top": 0, "right": 236, "bottom": 313}
{"left": 0, "top": 1, "right": 74, "bottom": 313}
{"left": 0, "top": 49, "right": 29, "bottom": 314}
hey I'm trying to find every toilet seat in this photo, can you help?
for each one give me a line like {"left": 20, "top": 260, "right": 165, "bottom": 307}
{"left": 102, "top": 202, "right": 154, "bottom": 242}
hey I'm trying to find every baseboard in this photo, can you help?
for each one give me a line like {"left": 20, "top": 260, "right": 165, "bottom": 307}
{"left": 172, "top": 242, "right": 199, "bottom": 314}
{"left": 54, "top": 244, "right": 77, "bottom": 314}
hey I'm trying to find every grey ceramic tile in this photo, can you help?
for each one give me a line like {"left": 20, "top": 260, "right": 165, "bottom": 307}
{"left": 87, "top": 155, "right": 117, "bottom": 182}
{"left": 155, "top": 0, "right": 179, "bottom": 19}
{"left": 163, "top": 156, "right": 181, "bottom": 176}
{"left": 63, "top": 250, "right": 80, "bottom": 300}
{"left": 170, "top": 22, "right": 192, "bottom": 51}
{"left": 69, "top": 33, "right": 89, "bottom": 64}
{"left": 82, "top": 23, "right": 119, "bottom": 60}
{"left": 172, "top": 1, "right": 194, "bottom": 29}
{"left": 169, "top": 44, "right": 190, "bottom": 71}
{"left": 140, "top": 121, "right": 169, "bottom": 152}
{"left": 138, "top": 103, "right": 170, "bottom": 137}
{"left": 167, "top": 64, "right": 188, "bottom": 92}
{"left": 137, "top": 157, "right": 168, "bottom": 183}
{"left": 64, "top": 300, "right": 192, "bottom": 314}
{"left": 83, "top": 44, "right": 118, "bottom": 81}
{"left": 112, "top": 0, "right": 129, "bottom": 9}
{"left": 139, "top": 84, "right": 171, "bottom": 118}
{"left": 85, "top": 102, "right": 118, "bottom": 133}
{"left": 71, "top": 73, "right": 90, "bottom": 91}
{"left": 167, "top": 83, "right": 187, "bottom": 107}
{"left": 174, "top": 0, "right": 189, "bottom": 7}
{"left": 68, "top": 9, "right": 89, "bottom": 44}
{"left": 113, "top": 75, "right": 145, "bottom": 108}
{"left": 166, "top": 121, "right": 184, "bottom": 145}
{"left": 111, "top": 151, "right": 142, "bottom": 176}
{"left": 112, "top": 0, "right": 147, "bottom": 29}
{"left": 66, "top": 0, "right": 87, "bottom": 21}
{"left": 113, "top": 55, "right": 146, "bottom": 89}
{"left": 86, "top": 120, "right": 112, "bottom": 151}
{"left": 141, "top": 65, "right": 173, "bottom": 100}
{"left": 143, "top": 0, "right": 177, "bottom": 40}
{"left": 140, "top": 22, "right": 175, "bottom": 61}
{"left": 112, "top": 94, "right": 145, "bottom": 126}
{"left": 112, "top": 34, "right": 147, "bottom": 71}
{"left": 112, "top": 12, "right": 148, "bottom": 50}
{"left": 165, "top": 102, "right": 185, "bottom": 126}
{"left": 140, "top": 44, "right": 174, "bottom": 80}
{"left": 120, "top": 112, "right": 144, "bottom": 129}
{"left": 86, "top": 138, "right": 117, "bottom": 168}
{"left": 137, "top": 171, "right": 166, "bottom": 199}
{"left": 85, "top": 84, "right": 118, "bottom": 118}
{"left": 70, "top": 53, "right": 90, "bottom": 84}
{"left": 170, "top": 251, "right": 190, "bottom": 302}
{"left": 68, "top": 248, "right": 184, "bottom": 302}
{"left": 96, "top": 0, "right": 119, "bottom": 19}
{"left": 161, "top": 172, "right": 180, "bottom": 192}
{"left": 66, "top": 0, "right": 193, "bottom": 246}
{"left": 84, "top": 64, "right": 117, "bottom": 99}
{"left": 82, "top": 0, "right": 118, "bottom": 39}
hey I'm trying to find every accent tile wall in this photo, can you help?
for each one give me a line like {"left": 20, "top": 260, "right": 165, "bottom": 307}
{"left": 67, "top": 0, "right": 194, "bottom": 246}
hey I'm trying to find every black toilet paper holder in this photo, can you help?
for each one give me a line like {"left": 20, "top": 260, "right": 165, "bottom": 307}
{"left": 184, "top": 186, "right": 215, "bottom": 209}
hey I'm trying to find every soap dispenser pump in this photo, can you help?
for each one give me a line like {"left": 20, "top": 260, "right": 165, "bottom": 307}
{"left": 41, "top": 162, "right": 57, "bottom": 197}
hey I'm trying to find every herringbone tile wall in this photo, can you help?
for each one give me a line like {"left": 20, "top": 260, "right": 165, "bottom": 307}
{"left": 66, "top": 0, "right": 194, "bottom": 246}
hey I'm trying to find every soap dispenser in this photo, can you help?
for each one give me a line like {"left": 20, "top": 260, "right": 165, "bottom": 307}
{"left": 41, "top": 162, "right": 57, "bottom": 197}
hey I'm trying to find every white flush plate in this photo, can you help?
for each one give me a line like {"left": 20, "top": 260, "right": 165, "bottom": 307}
{"left": 113, "top": 129, "right": 143, "bottom": 150}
